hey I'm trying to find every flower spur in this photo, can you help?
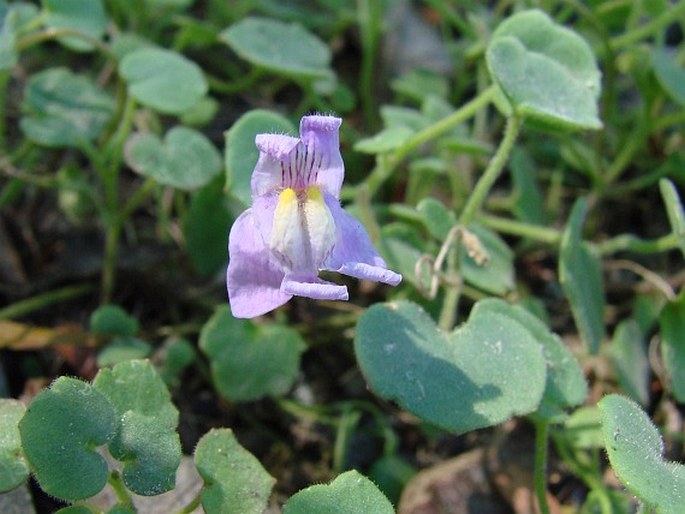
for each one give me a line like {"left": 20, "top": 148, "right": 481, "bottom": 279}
{"left": 227, "top": 114, "right": 402, "bottom": 318}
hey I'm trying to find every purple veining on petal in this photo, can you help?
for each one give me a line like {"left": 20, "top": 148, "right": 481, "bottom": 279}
{"left": 227, "top": 114, "right": 402, "bottom": 318}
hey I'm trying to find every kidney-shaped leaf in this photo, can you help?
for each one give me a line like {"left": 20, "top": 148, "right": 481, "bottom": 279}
{"left": 125, "top": 126, "right": 222, "bottom": 190}
{"left": 194, "top": 428, "right": 274, "bottom": 514}
{"left": 220, "top": 17, "right": 334, "bottom": 82}
{"left": 20, "top": 67, "right": 115, "bottom": 148}
{"left": 599, "top": 394, "right": 685, "bottom": 514}
{"left": 19, "top": 377, "right": 116, "bottom": 500}
{"left": 199, "top": 306, "right": 305, "bottom": 402}
{"left": 224, "top": 109, "right": 295, "bottom": 206}
{"left": 485, "top": 301, "right": 587, "bottom": 421}
{"left": 0, "top": 399, "right": 29, "bottom": 493}
{"left": 354, "top": 299, "right": 547, "bottom": 433}
{"left": 283, "top": 470, "right": 394, "bottom": 514}
{"left": 119, "top": 48, "right": 207, "bottom": 114}
{"left": 93, "top": 360, "right": 180, "bottom": 496}
{"left": 486, "top": 9, "right": 602, "bottom": 130}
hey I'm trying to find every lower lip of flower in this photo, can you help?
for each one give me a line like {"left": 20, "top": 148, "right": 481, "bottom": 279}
{"left": 269, "top": 185, "right": 336, "bottom": 272}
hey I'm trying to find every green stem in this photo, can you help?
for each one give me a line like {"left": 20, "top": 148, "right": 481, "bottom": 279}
{"left": 460, "top": 115, "right": 522, "bottom": 226}
{"left": 361, "top": 87, "right": 496, "bottom": 199}
{"left": 603, "top": 127, "right": 645, "bottom": 186}
{"left": 533, "top": 420, "right": 551, "bottom": 514}
{"left": 16, "top": 28, "right": 116, "bottom": 60}
{"left": 0, "top": 284, "right": 94, "bottom": 320}
{"left": 597, "top": 232, "right": 679, "bottom": 255}
{"left": 101, "top": 222, "right": 121, "bottom": 304}
{"left": 0, "top": 71, "right": 8, "bottom": 152}
{"left": 357, "top": 0, "right": 383, "bottom": 127}
{"left": 394, "top": 85, "right": 497, "bottom": 163}
{"left": 206, "top": 67, "right": 264, "bottom": 95}
{"left": 108, "top": 470, "right": 134, "bottom": 509}
{"left": 610, "top": 0, "right": 685, "bottom": 49}
{"left": 477, "top": 213, "right": 562, "bottom": 245}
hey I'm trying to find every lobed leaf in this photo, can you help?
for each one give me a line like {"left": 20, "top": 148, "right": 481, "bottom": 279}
{"left": 599, "top": 394, "right": 685, "bottom": 514}
{"left": 486, "top": 9, "right": 602, "bottom": 130}
{"left": 224, "top": 109, "right": 295, "bottom": 206}
{"left": 19, "top": 377, "right": 116, "bottom": 500}
{"left": 125, "top": 126, "right": 222, "bottom": 190}
{"left": 199, "top": 306, "right": 305, "bottom": 402}
{"left": 0, "top": 399, "right": 29, "bottom": 493}
{"left": 483, "top": 300, "right": 587, "bottom": 421}
{"left": 20, "top": 67, "right": 115, "bottom": 148}
{"left": 119, "top": 48, "right": 207, "bottom": 114}
{"left": 194, "top": 428, "right": 274, "bottom": 514}
{"left": 283, "top": 470, "right": 394, "bottom": 514}
{"left": 354, "top": 299, "right": 547, "bottom": 433}
{"left": 93, "top": 360, "right": 180, "bottom": 496}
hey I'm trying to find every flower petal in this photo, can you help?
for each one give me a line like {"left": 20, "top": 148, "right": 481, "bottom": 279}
{"left": 281, "top": 273, "right": 349, "bottom": 301}
{"left": 227, "top": 209, "right": 292, "bottom": 318}
{"left": 299, "top": 115, "right": 344, "bottom": 198}
{"left": 323, "top": 195, "right": 403, "bottom": 286}
{"left": 251, "top": 134, "right": 299, "bottom": 197}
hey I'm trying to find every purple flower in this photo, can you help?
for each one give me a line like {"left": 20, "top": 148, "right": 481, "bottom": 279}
{"left": 227, "top": 114, "right": 402, "bottom": 318}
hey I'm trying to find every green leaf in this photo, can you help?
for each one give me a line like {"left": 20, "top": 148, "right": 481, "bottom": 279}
{"left": 354, "top": 299, "right": 547, "bottom": 433}
{"left": 194, "top": 428, "right": 274, "bottom": 514}
{"left": 119, "top": 48, "right": 207, "bottom": 114}
{"left": 390, "top": 69, "right": 449, "bottom": 103}
{"left": 377, "top": 223, "right": 424, "bottom": 289}
{"left": 417, "top": 197, "right": 456, "bottom": 240}
{"left": 93, "top": 360, "right": 180, "bottom": 496}
{"left": 651, "top": 49, "right": 685, "bottom": 108}
{"left": 19, "top": 377, "right": 116, "bottom": 500}
{"left": 42, "top": 0, "right": 107, "bottom": 52}
{"left": 510, "top": 148, "right": 545, "bottom": 224}
{"left": 659, "top": 179, "right": 685, "bottom": 260}
{"left": 20, "top": 67, "right": 115, "bottom": 148}
{"left": 353, "top": 126, "right": 414, "bottom": 154}
{"left": 486, "top": 9, "right": 602, "bottom": 130}
{"left": 283, "top": 470, "right": 394, "bottom": 514}
{"left": 224, "top": 109, "right": 295, "bottom": 206}
{"left": 460, "top": 223, "right": 515, "bottom": 296}
{"left": 96, "top": 337, "right": 152, "bottom": 367}
{"left": 483, "top": 301, "right": 587, "bottom": 421}
{"left": 598, "top": 394, "right": 685, "bottom": 514}
{"left": 559, "top": 197, "right": 605, "bottom": 354}
{"left": 125, "top": 126, "right": 222, "bottom": 190}
{"left": 0, "top": 3, "right": 37, "bottom": 69}
{"left": 609, "top": 319, "right": 649, "bottom": 405}
{"left": 90, "top": 304, "right": 139, "bottom": 337}
{"left": 220, "top": 17, "right": 334, "bottom": 83}
{"left": 184, "top": 177, "right": 233, "bottom": 276}
{"left": 0, "top": 399, "right": 29, "bottom": 493}
{"left": 563, "top": 406, "right": 604, "bottom": 450}
{"left": 659, "top": 292, "right": 685, "bottom": 402}
{"left": 199, "top": 306, "right": 305, "bottom": 402}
